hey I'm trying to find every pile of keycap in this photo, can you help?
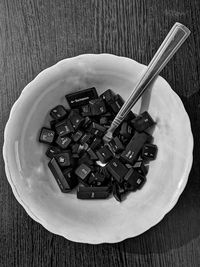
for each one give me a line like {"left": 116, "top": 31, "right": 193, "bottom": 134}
{"left": 39, "top": 87, "right": 158, "bottom": 201}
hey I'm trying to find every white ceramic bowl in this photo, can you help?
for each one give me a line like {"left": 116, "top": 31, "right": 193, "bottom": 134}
{"left": 3, "top": 54, "right": 193, "bottom": 244}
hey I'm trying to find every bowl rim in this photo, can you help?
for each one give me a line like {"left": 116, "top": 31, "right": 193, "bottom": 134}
{"left": 3, "top": 53, "right": 194, "bottom": 244}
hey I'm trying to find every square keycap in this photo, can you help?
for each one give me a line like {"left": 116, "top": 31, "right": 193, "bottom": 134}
{"left": 39, "top": 128, "right": 55, "bottom": 144}
{"left": 124, "top": 168, "right": 146, "bottom": 191}
{"left": 133, "top": 161, "right": 148, "bottom": 175}
{"left": 50, "top": 105, "right": 68, "bottom": 120}
{"left": 119, "top": 122, "right": 133, "bottom": 139}
{"left": 108, "top": 136, "right": 124, "bottom": 154}
{"left": 89, "top": 98, "right": 107, "bottom": 116}
{"left": 141, "top": 144, "right": 158, "bottom": 160}
{"left": 55, "top": 120, "right": 74, "bottom": 136}
{"left": 131, "top": 111, "right": 155, "bottom": 132}
{"left": 68, "top": 110, "right": 85, "bottom": 130}
{"left": 107, "top": 158, "right": 128, "bottom": 182}
{"left": 55, "top": 151, "right": 73, "bottom": 167}
{"left": 56, "top": 136, "right": 71, "bottom": 149}
{"left": 46, "top": 146, "right": 61, "bottom": 158}
{"left": 96, "top": 146, "right": 113, "bottom": 163}
{"left": 75, "top": 163, "right": 91, "bottom": 182}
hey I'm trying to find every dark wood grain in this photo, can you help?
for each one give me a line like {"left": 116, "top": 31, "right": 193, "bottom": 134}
{"left": 1, "top": 0, "right": 200, "bottom": 266}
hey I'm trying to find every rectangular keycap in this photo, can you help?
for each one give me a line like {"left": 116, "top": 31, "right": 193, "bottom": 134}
{"left": 77, "top": 186, "right": 110, "bottom": 199}
{"left": 65, "top": 87, "right": 98, "bottom": 108}
{"left": 120, "top": 132, "right": 148, "bottom": 165}
{"left": 48, "top": 158, "right": 71, "bottom": 192}
{"left": 71, "top": 130, "right": 83, "bottom": 142}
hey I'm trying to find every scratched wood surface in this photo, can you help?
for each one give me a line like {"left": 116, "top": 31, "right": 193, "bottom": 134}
{"left": 0, "top": 0, "right": 200, "bottom": 266}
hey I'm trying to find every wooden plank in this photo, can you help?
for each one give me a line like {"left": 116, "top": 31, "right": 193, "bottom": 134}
{"left": 0, "top": 0, "right": 200, "bottom": 266}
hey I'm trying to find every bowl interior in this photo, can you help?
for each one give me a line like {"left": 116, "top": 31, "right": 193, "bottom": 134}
{"left": 3, "top": 54, "right": 193, "bottom": 243}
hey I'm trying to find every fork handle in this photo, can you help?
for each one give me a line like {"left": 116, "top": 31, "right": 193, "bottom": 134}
{"left": 108, "top": 22, "right": 190, "bottom": 133}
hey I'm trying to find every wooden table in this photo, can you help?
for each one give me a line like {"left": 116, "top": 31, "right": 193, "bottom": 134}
{"left": 1, "top": 0, "right": 200, "bottom": 266}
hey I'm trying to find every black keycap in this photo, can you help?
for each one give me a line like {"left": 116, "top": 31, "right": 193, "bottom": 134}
{"left": 119, "top": 135, "right": 130, "bottom": 145}
{"left": 81, "top": 104, "right": 92, "bottom": 117}
{"left": 50, "top": 120, "right": 57, "bottom": 130}
{"left": 99, "top": 116, "right": 108, "bottom": 125}
{"left": 46, "top": 146, "right": 61, "bottom": 159}
{"left": 71, "top": 130, "right": 83, "bottom": 142}
{"left": 75, "top": 163, "right": 92, "bottom": 183}
{"left": 108, "top": 136, "right": 124, "bottom": 154}
{"left": 56, "top": 136, "right": 71, "bottom": 149}
{"left": 39, "top": 128, "right": 55, "bottom": 144}
{"left": 90, "top": 129, "right": 105, "bottom": 138}
{"left": 55, "top": 151, "right": 73, "bottom": 167}
{"left": 89, "top": 98, "right": 107, "bottom": 116}
{"left": 80, "top": 133, "right": 93, "bottom": 145}
{"left": 87, "top": 172, "right": 106, "bottom": 185}
{"left": 107, "top": 158, "right": 128, "bottom": 182}
{"left": 71, "top": 143, "right": 80, "bottom": 154}
{"left": 50, "top": 105, "right": 68, "bottom": 120}
{"left": 87, "top": 148, "right": 98, "bottom": 160}
{"left": 65, "top": 87, "right": 98, "bottom": 108}
{"left": 55, "top": 120, "right": 74, "bottom": 136}
{"left": 124, "top": 168, "right": 146, "bottom": 191}
{"left": 103, "top": 112, "right": 114, "bottom": 118}
{"left": 110, "top": 94, "right": 124, "bottom": 114}
{"left": 113, "top": 183, "right": 126, "bottom": 202}
{"left": 131, "top": 111, "right": 155, "bottom": 132}
{"left": 96, "top": 146, "right": 113, "bottom": 163}
{"left": 77, "top": 186, "right": 110, "bottom": 199}
{"left": 100, "top": 89, "right": 115, "bottom": 104}
{"left": 78, "top": 153, "right": 93, "bottom": 166}
{"left": 90, "top": 122, "right": 107, "bottom": 132}
{"left": 68, "top": 110, "right": 85, "bottom": 130}
{"left": 72, "top": 153, "right": 79, "bottom": 159}
{"left": 82, "top": 116, "right": 92, "bottom": 130}
{"left": 100, "top": 166, "right": 111, "bottom": 179}
{"left": 48, "top": 158, "right": 73, "bottom": 192}
{"left": 120, "top": 132, "right": 148, "bottom": 165}
{"left": 90, "top": 137, "right": 102, "bottom": 150}
{"left": 133, "top": 161, "right": 148, "bottom": 175}
{"left": 119, "top": 122, "right": 133, "bottom": 139}
{"left": 141, "top": 144, "right": 158, "bottom": 160}
{"left": 62, "top": 168, "right": 79, "bottom": 189}
{"left": 124, "top": 111, "right": 136, "bottom": 121}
